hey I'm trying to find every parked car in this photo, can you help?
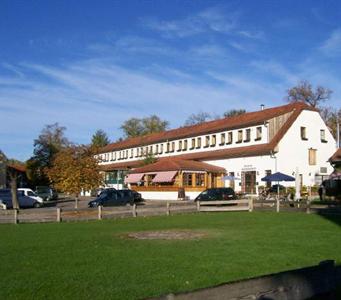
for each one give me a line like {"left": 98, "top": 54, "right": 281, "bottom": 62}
{"left": 120, "top": 189, "right": 143, "bottom": 203}
{"left": 88, "top": 188, "right": 134, "bottom": 207}
{"left": 319, "top": 179, "right": 341, "bottom": 199}
{"left": 195, "top": 188, "right": 236, "bottom": 201}
{"left": 18, "top": 188, "right": 44, "bottom": 204}
{"left": 35, "top": 186, "right": 58, "bottom": 201}
{"left": 0, "top": 189, "right": 42, "bottom": 209}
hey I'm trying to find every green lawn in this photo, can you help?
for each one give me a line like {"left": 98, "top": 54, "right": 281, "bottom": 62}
{"left": 1, "top": 212, "right": 341, "bottom": 299}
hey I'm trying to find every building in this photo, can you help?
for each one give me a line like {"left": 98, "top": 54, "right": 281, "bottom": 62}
{"left": 96, "top": 102, "right": 337, "bottom": 200}
{"left": 329, "top": 148, "right": 341, "bottom": 178}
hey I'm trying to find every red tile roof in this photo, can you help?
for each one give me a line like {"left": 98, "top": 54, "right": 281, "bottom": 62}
{"left": 129, "top": 158, "right": 225, "bottom": 174}
{"left": 99, "top": 102, "right": 317, "bottom": 153}
{"left": 7, "top": 164, "right": 26, "bottom": 173}
{"left": 329, "top": 148, "right": 341, "bottom": 163}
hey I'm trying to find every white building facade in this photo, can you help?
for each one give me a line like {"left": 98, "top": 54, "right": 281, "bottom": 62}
{"left": 96, "top": 103, "right": 336, "bottom": 200}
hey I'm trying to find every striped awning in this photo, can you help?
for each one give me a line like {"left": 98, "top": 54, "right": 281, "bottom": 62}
{"left": 125, "top": 173, "right": 144, "bottom": 184}
{"left": 152, "top": 171, "right": 177, "bottom": 183}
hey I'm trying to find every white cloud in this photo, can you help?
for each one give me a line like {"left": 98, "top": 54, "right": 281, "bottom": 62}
{"left": 320, "top": 28, "right": 341, "bottom": 56}
{"left": 142, "top": 7, "right": 239, "bottom": 38}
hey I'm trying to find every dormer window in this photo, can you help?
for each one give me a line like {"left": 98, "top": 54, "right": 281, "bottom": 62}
{"left": 190, "top": 138, "right": 195, "bottom": 149}
{"left": 211, "top": 135, "right": 216, "bottom": 147}
{"left": 227, "top": 132, "right": 233, "bottom": 144}
{"left": 197, "top": 137, "right": 202, "bottom": 149}
{"left": 177, "top": 141, "right": 182, "bottom": 152}
{"left": 320, "top": 129, "right": 327, "bottom": 143}
{"left": 255, "top": 127, "right": 262, "bottom": 141}
{"left": 204, "top": 136, "right": 210, "bottom": 148}
{"left": 244, "top": 129, "right": 251, "bottom": 142}
{"left": 183, "top": 140, "right": 188, "bottom": 151}
{"left": 220, "top": 133, "right": 225, "bottom": 145}
{"left": 237, "top": 130, "right": 243, "bottom": 143}
{"left": 301, "top": 127, "right": 308, "bottom": 140}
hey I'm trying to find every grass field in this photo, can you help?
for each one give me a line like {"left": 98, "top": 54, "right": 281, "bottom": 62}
{"left": 1, "top": 212, "right": 341, "bottom": 299}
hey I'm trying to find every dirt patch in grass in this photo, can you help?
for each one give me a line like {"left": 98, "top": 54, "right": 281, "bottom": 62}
{"left": 125, "top": 230, "right": 210, "bottom": 240}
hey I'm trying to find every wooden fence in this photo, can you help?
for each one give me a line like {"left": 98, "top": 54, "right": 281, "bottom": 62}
{"left": 0, "top": 198, "right": 330, "bottom": 225}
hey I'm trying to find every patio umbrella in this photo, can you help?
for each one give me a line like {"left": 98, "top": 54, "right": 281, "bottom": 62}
{"left": 261, "top": 172, "right": 295, "bottom": 209}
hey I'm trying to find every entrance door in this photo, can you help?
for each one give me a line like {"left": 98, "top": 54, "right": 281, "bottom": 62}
{"left": 243, "top": 171, "right": 256, "bottom": 194}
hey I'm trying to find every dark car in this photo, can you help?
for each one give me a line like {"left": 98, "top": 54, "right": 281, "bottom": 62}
{"left": 0, "top": 189, "right": 42, "bottom": 209}
{"left": 35, "top": 186, "right": 58, "bottom": 201}
{"left": 319, "top": 179, "right": 341, "bottom": 199}
{"left": 88, "top": 188, "right": 134, "bottom": 208}
{"left": 195, "top": 188, "right": 236, "bottom": 201}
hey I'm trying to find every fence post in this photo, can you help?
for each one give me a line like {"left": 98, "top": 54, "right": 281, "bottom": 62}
{"left": 306, "top": 199, "right": 311, "bottom": 214}
{"left": 166, "top": 202, "right": 170, "bottom": 216}
{"left": 98, "top": 205, "right": 102, "bottom": 220}
{"left": 276, "top": 198, "right": 280, "bottom": 213}
{"left": 196, "top": 201, "right": 200, "bottom": 212}
{"left": 132, "top": 204, "right": 137, "bottom": 217}
{"left": 57, "top": 208, "right": 61, "bottom": 222}
{"left": 14, "top": 209, "right": 18, "bottom": 224}
{"left": 249, "top": 197, "right": 253, "bottom": 212}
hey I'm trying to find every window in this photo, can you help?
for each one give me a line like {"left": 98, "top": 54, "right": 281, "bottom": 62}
{"left": 244, "top": 129, "right": 251, "bottom": 142}
{"left": 166, "top": 142, "right": 170, "bottom": 153}
{"left": 205, "top": 136, "right": 210, "bottom": 147}
{"left": 171, "top": 141, "right": 175, "bottom": 152}
{"left": 126, "top": 150, "right": 129, "bottom": 159}
{"left": 113, "top": 152, "right": 116, "bottom": 161}
{"left": 159, "top": 144, "right": 163, "bottom": 154}
{"left": 140, "top": 147, "right": 143, "bottom": 157}
{"left": 210, "top": 135, "right": 216, "bottom": 147}
{"left": 320, "top": 129, "right": 327, "bottom": 143}
{"left": 135, "top": 148, "right": 139, "bottom": 158}
{"left": 237, "top": 130, "right": 243, "bottom": 143}
{"left": 149, "top": 146, "right": 153, "bottom": 154}
{"left": 301, "top": 126, "right": 308, "bottom": 140}
{"left": 309, "top": 148, "right": 317, "bottom": 165}
{"left": 196, "top": 173, "right": 205, "bottom": 186}
{"left": 190, "top": 138, "right": 195, "bottom": 149}
{"left": 183, "top": 140, "right": 188, "bottom": 151}
{"left": 183, "top": 173, "right": 193, "bottom": 186}
{"left": 155, "top": 145, "right": 159, "bottom": 154}
{"left": 255, "top": 127, "right": 262, "bottom": 141}
{"left": 220, "top": 133, "right": 225, "bottom": 145}
{"left": 227, "top": 132, "right": 233, "bottom": 144}
{"left": 130, "top": 149, "right": 133, "bottom": 158}
{"left": 177, "top": 140, "right": 182, "bottom": 152}
{"left": 197, "top": 137, "right": 202, "bottom": 148}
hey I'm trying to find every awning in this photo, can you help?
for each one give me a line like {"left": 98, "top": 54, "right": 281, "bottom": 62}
{"left": 152, "top": 171, "right": 177, "bottom": 183}
{"left": 125, "top": 173, "right": 144, "bottom": 184}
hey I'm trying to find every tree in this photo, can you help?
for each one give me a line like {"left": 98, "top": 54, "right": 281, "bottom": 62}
{"left": 91, "top": 129, "right": 110, "bottom": 148}
{"left": 27, "top": 123, "right": 70, "bottom": 186}
{"left": 223, "top": 109, "right": 246, "bottom": 118}
{"left": 120, "top": 115, "right": 169, "bottom": 138}
{"left": 120, "top": 118, "right": 145, "bottom": 138}
{"left": 141, "top": 152, "right": 157, "bottom": 166}
{"left": 6, "top": 159, "right": 26, "bottom": 210}
{"left": 286, "top": 80, "right": 332, "bottom": 107}
{"left": 319, "top": 106, "right": 341, "bottom": 140}
{"left": 184, "top": 112, "right": 212, "bottom": 126}
{"left": 47, "top": 145, "right": 102, "bottom": 208}
{"left": 142, "top": 115, "right": 169, "bottom": 134}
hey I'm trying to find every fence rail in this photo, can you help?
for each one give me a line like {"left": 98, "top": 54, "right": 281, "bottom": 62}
{"left": 0, "top": 197, "right": 339, "bottom": 224}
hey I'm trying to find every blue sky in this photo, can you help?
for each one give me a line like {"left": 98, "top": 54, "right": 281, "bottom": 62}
{"left": 1, "top": 0, "right": 341, "bottom": 161}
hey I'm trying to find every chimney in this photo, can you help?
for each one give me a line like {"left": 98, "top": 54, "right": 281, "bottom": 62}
{"left": 260, "top": 104, "right": 265, "bottom": 111}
